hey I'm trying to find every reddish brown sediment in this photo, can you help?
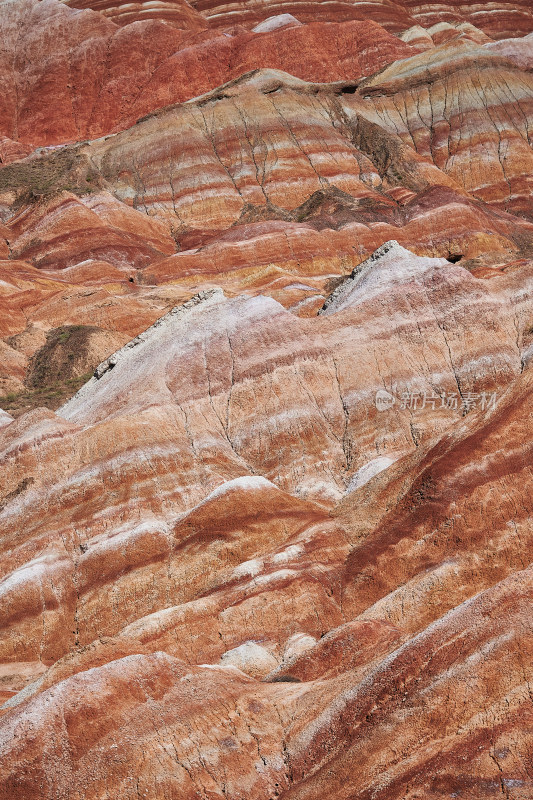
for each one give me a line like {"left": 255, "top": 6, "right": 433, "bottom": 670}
{"left": 0, "top": 0, "right": 533, "bottom": 797}
{"left": 0, "top": 0, "right": 416, "bottom": 146}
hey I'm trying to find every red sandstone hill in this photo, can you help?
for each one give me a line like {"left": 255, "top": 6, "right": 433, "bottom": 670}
{"left": 0, "top": 0, "right": 532, "bottom": 797}
{"left": 0, "top": 0, "right": 418, "bottom": 146}
{"left": 64, "top": 0, "right": 533, "bottom": 39}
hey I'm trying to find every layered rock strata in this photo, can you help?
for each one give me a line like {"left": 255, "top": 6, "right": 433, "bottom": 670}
{"left": 1, "top": 257, "right": 533, "bottom": 796}
{"left": 0, "top": 0, "right": 533, "bottom": 797}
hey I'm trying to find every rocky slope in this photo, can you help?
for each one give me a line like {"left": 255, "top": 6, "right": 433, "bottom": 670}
{"left": 0, "top": 0, "right": 533, "bottom": 798}
{"left": 0, "top": 0, "right": 416, "bottom": 146}
{"left": 66, "top": 0, "right": 533, "bottom": 39}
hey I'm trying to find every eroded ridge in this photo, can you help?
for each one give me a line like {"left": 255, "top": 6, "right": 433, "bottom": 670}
{"left": 0, "top": 0, "right": 533, "bottom": 797}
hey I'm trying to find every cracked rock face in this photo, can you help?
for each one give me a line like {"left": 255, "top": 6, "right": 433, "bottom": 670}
{"left": 0, "top": 0, "right": 533, "bottom": 798}
{"left": 0, "top": 0, "right": 416, "bottom": 146}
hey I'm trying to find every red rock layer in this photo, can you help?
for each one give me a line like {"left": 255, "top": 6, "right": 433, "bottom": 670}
{"left": 282, "top": 368, "right": 533, "bottom": 799}
{"left": 60, "top": 0, "right": 533, "bottom": 38}
{"left": 0, "top": 0, "right": 532, "bottom": 796}
{"left": 0, "top": 283, "right": 532, "bottom": 797}
{"left": 145, "top": 186, "right": 533, "bottom": 293}
{"left": 0, "top": 246, "right": 531, "bottom": 672}
{"left": 78, "top": 59, "right": 533, "bottom": 227}
{"left": 64, "top": 0, "right": 209, "bottom": 27}
{"left": 400, "top": 0, "right": 533, "bottom": 39}
{"left": 0, "top": 62, "right": 532, "bottom": 388}
{"left": 0, "top": 138, "right": 33, "bottom": 166}
{"left": 5, "top": 191, "right": 175, "bottom": 270}
{"left": 350, "top": 40, "right": 533, "bottom": 217}
{"left": 186, "top": 0, "right": 533, "bottom": 39}
{"left": 0, "top": 0, "right": 416, "bottom": 146}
